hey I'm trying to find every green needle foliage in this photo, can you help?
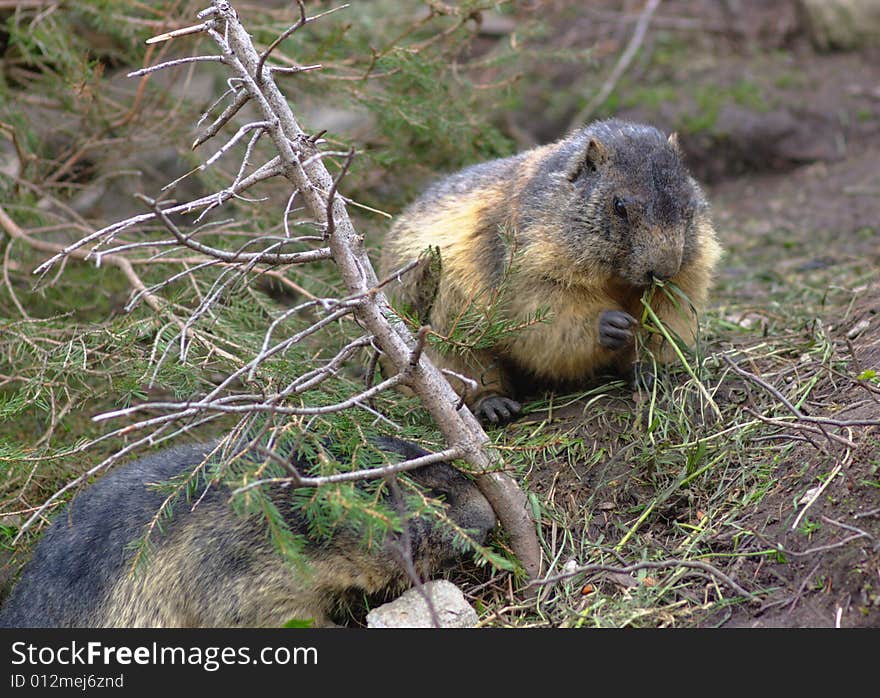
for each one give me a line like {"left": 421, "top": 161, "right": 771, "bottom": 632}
{"left": 1, "top": 1, "right": 569, "bottom": 599}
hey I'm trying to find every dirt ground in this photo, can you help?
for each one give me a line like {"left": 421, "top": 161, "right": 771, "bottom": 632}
{"left": 702, "top": 145, "right": 879, "bottom": 628}
{"left": 498, "top": 1, "right": 880, "bottom": 628}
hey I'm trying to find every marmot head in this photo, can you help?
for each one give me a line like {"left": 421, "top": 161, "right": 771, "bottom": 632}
{"left": 357, "top": 437, "right": 497, "bottom": 576}
{"left": 534, "top": 119, "right": 710, "bottom": 288}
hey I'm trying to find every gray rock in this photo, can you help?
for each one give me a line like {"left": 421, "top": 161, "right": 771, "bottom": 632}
{"left": 366, "top": 580, "right": 478, "bottom": 628}
{"left": 800, "top": 0, "right": 880, "bottom": 51}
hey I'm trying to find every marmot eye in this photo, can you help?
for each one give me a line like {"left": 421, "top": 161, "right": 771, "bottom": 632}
{"left": 613, "top": 196, "right": 627, "bottom": 218}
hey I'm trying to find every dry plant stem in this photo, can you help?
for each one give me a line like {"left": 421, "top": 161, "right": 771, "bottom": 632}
{"left": 0, "top": 204, "right": 242, "bottom": 367}
{"left": 527, "top": 558, "right": 756, "bottom": 603}
{"left": 723, "top": 354, "right": 858, "bottom": 449}
{"left": 210, "top": 1, "right": 540, "bottom": 580}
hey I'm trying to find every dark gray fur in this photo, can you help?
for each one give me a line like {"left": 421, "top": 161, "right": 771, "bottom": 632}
{"left": 520, "top": 119, "right": 707, "bottom": 286}
{"left": 0, "top": 438, "right": 495, "bottom": 628}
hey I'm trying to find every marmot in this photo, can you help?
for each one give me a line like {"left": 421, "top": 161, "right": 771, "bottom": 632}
{"left": 380, "top": 119, "right": 722, "bottom": 423}
{"left": 0, "top": 438, "right": 495, "bottom": 628}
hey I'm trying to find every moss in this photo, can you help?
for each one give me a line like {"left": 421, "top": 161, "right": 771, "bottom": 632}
{"left": 774, "top": 72, "right": 809, "bottom": 90}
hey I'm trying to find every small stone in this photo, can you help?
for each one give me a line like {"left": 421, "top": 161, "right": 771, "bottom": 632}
{"left": 799, "top": 486, "right": 822, "bottom": 505}
{"left": 847, "top": 319, "right": 870, "bottom": 339}
{"left": 366, "top": 580, "right": 479, "bottom": 628}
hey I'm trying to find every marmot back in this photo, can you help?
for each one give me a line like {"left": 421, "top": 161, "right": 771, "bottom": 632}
{"left": 380, "top": 118, "right": 722, "bottom": 423}
{"left": 0, "top": 439, "right": 495, "bottom": 628}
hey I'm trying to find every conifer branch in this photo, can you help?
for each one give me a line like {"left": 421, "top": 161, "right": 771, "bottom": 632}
{"left": 17, "top": 0, "right": 542, "bottom": 583}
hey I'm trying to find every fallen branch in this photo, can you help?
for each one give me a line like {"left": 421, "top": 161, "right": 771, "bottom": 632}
{"left": 725, "top": 354, "right": 861, "bottom": 451}
{"left": 526, "top": 557, "right": 757, "bottom": 603}
{"left": 18, "top": 1, "right": 542, "bottom": 581}
{"left": 204, "top": 1, "right": 541, "bottom": 580}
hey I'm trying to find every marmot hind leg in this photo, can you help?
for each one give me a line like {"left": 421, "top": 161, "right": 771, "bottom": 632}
{"left": 429, "top": 347, "right": 521, "bottom": 425}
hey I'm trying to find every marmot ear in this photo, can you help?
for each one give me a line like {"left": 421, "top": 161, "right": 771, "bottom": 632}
{"left": 667, "top": 131, "right": 682, "bottom": 153}
{"left": 566, "top": 137, "right": 608, "bottom": 181}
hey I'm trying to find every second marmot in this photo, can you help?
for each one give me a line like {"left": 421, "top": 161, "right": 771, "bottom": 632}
{"left": 380, "top": 118, "right": 722, "bottom": 423}
{"left": 0, "top": 438, "right": 495, "bottom": 628}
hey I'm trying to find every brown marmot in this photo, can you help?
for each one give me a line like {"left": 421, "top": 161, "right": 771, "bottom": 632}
{"left": 380, "top": 119, "right": 722, "bottom": 423}
{"left": 0, "top": 437, "right": 496, "bottom": 627}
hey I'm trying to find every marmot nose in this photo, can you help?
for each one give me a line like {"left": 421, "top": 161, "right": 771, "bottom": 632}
{"left": 648, "top": 252, "right": 682, "bottom": 283}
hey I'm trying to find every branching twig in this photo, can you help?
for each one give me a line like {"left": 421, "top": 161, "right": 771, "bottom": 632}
{"left": 742, "top": 408, "right": 855, "bottom": 450}
{"left": 15, "top": 0, "right": 542, "bottom": 582}
{"left": 235, "top": 444, "right": 463, "bottom": 491}
{"left": 140, "top": 194, "right": 332, "bottom": 266}
{"left": 725, "top": 354, "right": 855, "bottom": 451}
{"left": 525, "top": 557, "right": 757, "bottom": 603}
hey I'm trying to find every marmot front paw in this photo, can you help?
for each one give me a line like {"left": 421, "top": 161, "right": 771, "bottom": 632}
{"left": 474, "top": 395, "right": 522, "bottom": 425}
{"left": 598, "top": 310, "right": 637, "bottom": 350}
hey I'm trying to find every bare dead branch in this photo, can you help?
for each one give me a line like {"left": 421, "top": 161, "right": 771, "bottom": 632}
{"left": 14, "top": 0, "right": 542, "bottom": 582}
{"left": 820, "top": 515, "right": 874, "bottom": 540}
{"left": 33, "top": 157, "right": 284, "bottom": 275}
{"left": 193, "top": 87, "right": 251, "bottom": 149}
{"left": 742, "top": 408, "right": 856, "bottom": 451}
{"left": 725, "top": 354, "right": 854, "bottom": 450}
{"left": 255, "top": 0, "right": 307, "bottom": 84}
{"left": 236, "top": 444, "right": 463, "bottom": 491}
{"left": 140, "top": 195, "right": 332, "bottom": 266}
{"left": 127, "top": 54, "right": 225, "bottom": 78}
{"left": 84, "top": 374, "right": 406, "bottom": 443}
